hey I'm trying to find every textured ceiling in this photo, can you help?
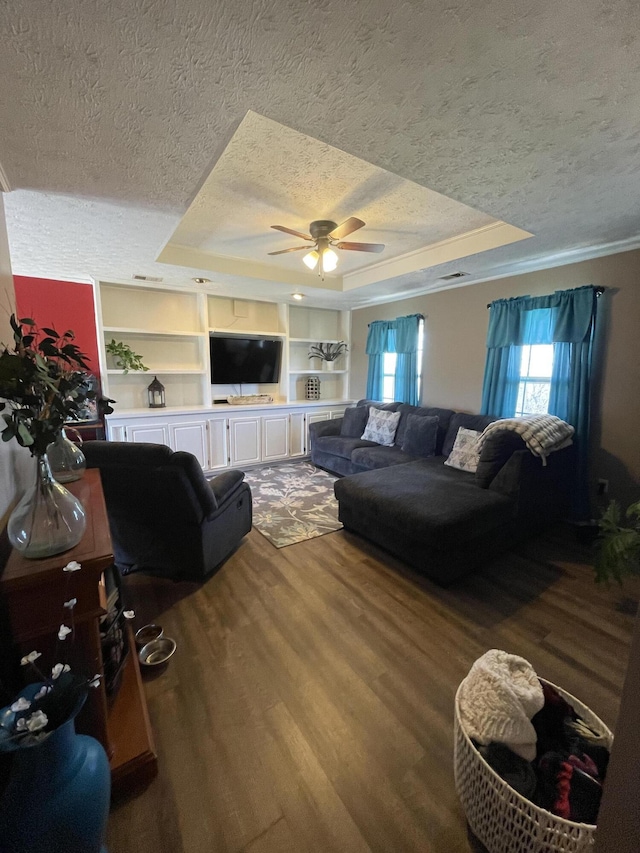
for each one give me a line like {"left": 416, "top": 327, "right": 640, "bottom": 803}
{"left": 1, "top": 0, "right": 640, "bottom": 308}
{"left": 162, "top": 111, "right": 500, "bottom": 281}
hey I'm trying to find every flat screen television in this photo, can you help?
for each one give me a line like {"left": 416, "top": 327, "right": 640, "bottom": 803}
{"left": 209, "top": 335, "right": 282, "bottom": 385}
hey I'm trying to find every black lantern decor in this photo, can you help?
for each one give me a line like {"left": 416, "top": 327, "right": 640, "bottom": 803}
{"left": 147, "top": 376, "right": 166, "bottom": 408}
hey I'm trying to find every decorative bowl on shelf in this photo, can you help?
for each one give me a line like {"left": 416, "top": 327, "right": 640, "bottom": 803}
{"left": 138, "top": 636, "right": 176, "bottom": 667}
{"left": 135, "top": 624, "right": 163, "bottom": 648}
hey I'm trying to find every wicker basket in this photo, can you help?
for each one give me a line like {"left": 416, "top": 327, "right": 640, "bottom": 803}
{"left": 454, "top": 678, "right": 613, "bottom": 853}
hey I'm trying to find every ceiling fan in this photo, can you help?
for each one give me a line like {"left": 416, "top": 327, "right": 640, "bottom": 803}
{"left": 268, "top": 217, "right": 384, "bottom": 279}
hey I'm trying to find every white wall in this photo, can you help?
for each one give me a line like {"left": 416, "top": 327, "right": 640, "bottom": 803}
{"left": 0, "top": 194, "right": 30, "bottom": 520}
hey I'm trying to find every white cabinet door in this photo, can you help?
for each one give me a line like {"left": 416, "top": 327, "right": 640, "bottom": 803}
{"left": 289, "top": 412, "right": 306, "bottom": 457}
{"left": 229, "top": 416, "right": 261, "bottom": 466}
{"left": 262, "top": 414, "right": 289, "bottom": 462}
{"left": 306, "top": 410, "right": 331, "bottom": 451}
{"left": 169, "top": 420, "right": 208, "bottom": 468}
{"left": 107, "top": 423, "right": 127, "bottom": 442}
{"left": 207, "top": 417, "right": 229, "bottom": 470}
{"left": 330, "top": 408, "right": 347, "bottom": 419}
{"left": 126, "top": 423, "right": 169, "bottom": 445}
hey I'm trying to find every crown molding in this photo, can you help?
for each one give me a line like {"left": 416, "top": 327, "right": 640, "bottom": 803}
{"left": 342, "top": 221, "right": 533, "bottom": 291}
{"left": 353, "top": 234, "right": 640, "bottom": 309}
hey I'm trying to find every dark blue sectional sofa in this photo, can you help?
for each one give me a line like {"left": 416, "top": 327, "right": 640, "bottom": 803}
{"left": 309, "top": 400, "right": 574, "bottom": 585}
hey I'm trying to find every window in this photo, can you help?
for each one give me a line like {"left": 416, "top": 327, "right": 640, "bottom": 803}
{"left": 382, "top": 351, "right": 397, "bottom": 402}
{"left": 515, "top": 344, "right": 554, "bottom": 416}
{"left": 381, "top": 319, "right": 424, "bottom": 403}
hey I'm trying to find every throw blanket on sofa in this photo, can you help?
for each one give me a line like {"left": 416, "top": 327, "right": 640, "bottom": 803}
{"left": 477, "top": 415, "right": 574, "bottom": 464}
{"left": 457, "top": 649, "right": 544, "bottom": 761}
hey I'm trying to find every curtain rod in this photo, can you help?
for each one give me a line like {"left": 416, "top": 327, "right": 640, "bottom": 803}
{"left": 367, "top": 313, "right": 424, "bottom": 327}
{"left": 487, "top": 286, "right": 604, "bottom": 309}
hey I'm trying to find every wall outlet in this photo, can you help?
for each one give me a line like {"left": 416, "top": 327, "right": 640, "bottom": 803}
{"left": 597, "top": 479, "right": 609, "bottom": 496}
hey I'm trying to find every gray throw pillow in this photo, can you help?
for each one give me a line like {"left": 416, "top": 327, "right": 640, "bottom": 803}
{"left": 340, "top": 405, "right": 369, "bottom": 438}
{"left": 401, "top": 414, "right": 439, "bottom": 458}
{"left": 444, "top": 427, "right": 482, "bottom": 473}
{"left": 361, "top": 407, "right": 401, "bottom": 446}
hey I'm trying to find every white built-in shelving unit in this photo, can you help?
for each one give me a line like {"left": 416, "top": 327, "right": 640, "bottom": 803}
{"left": 95, "top": 283, "right": 351, "bottom": 411}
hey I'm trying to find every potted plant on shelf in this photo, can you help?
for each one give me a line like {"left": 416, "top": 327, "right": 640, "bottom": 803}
{"left": 595, "top": 499, "right": 640, "bottom": 585}
{"left": 308, "top": 341, "right": 348, "bottom": 371}
{"left": 0, "top": 315, "right": 96, "bottom": 558}
{"left": 105, "top": 339, "right": 148, "bottom": 374}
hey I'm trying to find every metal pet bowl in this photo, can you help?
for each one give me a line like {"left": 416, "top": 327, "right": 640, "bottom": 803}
{"left": 138, "top": 636, "right": 176, "bottom": 668}
{"left": 135, "top": 624, "right": 163, "bottom": 648}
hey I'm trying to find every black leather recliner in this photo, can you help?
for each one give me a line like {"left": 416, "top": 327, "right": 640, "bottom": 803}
{"left": 83, "top": 441, "right": 252, "bottom": 581}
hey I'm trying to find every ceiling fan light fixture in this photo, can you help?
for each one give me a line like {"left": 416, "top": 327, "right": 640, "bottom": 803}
{"left": 303, "top": 250, "right": 319, "bottom": 270}
{"left": 322, "top": 247, "right": 338, "bottom": 272}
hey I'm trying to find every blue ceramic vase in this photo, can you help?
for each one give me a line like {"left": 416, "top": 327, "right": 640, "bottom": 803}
{"left": 0, "top": 684, "right": 110, "bottom": 853}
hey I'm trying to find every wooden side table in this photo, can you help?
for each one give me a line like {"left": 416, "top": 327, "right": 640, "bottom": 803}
{"left": 0, "top": 469, "right": 157, "bottom": 794}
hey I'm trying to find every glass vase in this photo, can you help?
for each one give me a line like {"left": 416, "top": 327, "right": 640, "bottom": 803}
{"left": 47, "top": 427, "right": 86, "bottom": 483}
{"left": 7, "top": 454, "right": 86, "bottom": 559}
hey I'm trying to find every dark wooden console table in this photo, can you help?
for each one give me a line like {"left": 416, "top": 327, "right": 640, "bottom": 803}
{"left": 0, "top": 469, "right": 157, "bottom": 794}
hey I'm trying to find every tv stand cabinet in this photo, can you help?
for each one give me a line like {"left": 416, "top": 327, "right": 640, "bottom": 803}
{"left": 106, "top": 400, "right": 350, "bottom": 472}
{"left": 0, "top": 469, "right": 157, "bottom": 795}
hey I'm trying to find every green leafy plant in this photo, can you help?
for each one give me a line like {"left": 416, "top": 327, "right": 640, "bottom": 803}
{"left": 105, "top": 339, "right": 148, "bottom": 374}
{"left": 0, "top": 315, "right": 96, "bottom": 456}
{"left": 595, "top": 500, "right": 640, "bottom": 585}
{"left": 308, "top": 341, "right": 348, "bottom": 362}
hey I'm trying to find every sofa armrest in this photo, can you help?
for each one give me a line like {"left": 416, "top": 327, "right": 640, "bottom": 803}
{"left": 207, "top": 469, "right": 245, "bottom": 508}
{"left": 490, "top": 444, "right": 575, "bottom": 521}
{"left": 309, "top": 418, "right": 343, "bottom": 444}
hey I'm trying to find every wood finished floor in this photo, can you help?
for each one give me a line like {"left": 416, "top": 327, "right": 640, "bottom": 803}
{"left": 107, "top": 525, "right": 638, "bottom": 853}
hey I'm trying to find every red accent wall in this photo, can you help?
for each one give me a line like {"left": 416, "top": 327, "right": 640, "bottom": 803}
{"left": 13, "top": 277, "right": 101, "bottom": 380}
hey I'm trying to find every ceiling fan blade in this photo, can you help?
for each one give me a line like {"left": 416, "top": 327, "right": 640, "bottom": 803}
{"left": 268, "top": 246, "right": 311, "bottom": 256}
{"left": 336, "top": 241, "right": 385, "bottom": 253}
{"left": 271, "top": 225, "right": 313, "bottom": 241}
{"left": 329, "top": 217, "right": 365, "bottom": 240}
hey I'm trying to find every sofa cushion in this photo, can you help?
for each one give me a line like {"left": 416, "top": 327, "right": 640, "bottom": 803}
{"left": 393, "top": 404, "right": 436, "bottom": 447}
{"left": 340, "top": 405, "right": 369, "bottom": 438}
{"left": 417, "top": 406, "right": 456, "bottom": 454}
{"left": 401, "top": 414, "right": 439, "bottom": 458}
{"left": 476, "top": 430, "right": 527, "bottom": 488}
{"left": 444, "top": 428, "right": 482, "bottom": 473}
{"left": 442, "top": 413, "right": 497, "bottom": 458}
{"left": 313, "top": 434, "right": 377, "bottom": 460}
{"left": 351, "top": 445, "right": 418, "bottom": 469}
{"left": 362, "top": 407, "right": 401, "bottom": 446}
{"left": 334, "top": 462, "right": 514, "bottom": 548}
{"left": 356, "top": 399, "right": 402, "bottom": 412}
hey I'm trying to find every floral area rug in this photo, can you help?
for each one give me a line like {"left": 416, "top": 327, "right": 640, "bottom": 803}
{"left": 244, "top": 462, "right": 342, "bottom": 548}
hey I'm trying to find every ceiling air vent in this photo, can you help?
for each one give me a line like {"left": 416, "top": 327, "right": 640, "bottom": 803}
{"left": 439, "top": 271, "right": 468, "bottom": 281}
{"left": 132, "top": 274, "right": 163, "bottom": 282}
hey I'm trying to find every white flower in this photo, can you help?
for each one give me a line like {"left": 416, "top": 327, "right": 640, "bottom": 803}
{"left": 58, "top": 624, "right": 72, "bottom": 640}
{"left": 88, "top": 673, "right": 102, "bottom": 689}
{"left": 26, "top": 710, "right": 48, "bottom": 732}
{"left": 63, "top": 598, "right": 77, "bottom": 609}
{"left": 123, "top": 610, "right": 135, "bottom": 620}
{"left": 20, "top": 650, "right": 42, "bottom": 666}
{"left": 51, "top": 663, "right": 71, "bottom": 679}
{"left": 63, "top": 560, "right": 82, "bottom": 572}
{"left": 10, "top": 697, "right": 31, "bottom": 713}
{"left": 15, "top": 718, "right": 27, "bottom": 731}
{"left": 34, "top": 685, "right": 52, "bottom": 701}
